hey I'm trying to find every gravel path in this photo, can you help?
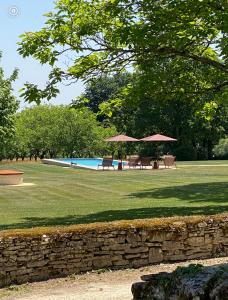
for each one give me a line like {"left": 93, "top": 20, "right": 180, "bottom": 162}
{"left": 2, "top": 257, "right": 228, "bottom": 300}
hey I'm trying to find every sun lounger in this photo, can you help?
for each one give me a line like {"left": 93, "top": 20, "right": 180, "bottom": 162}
{"left": 139, "top": 157, "right": 152, "bottom": 169}
{"left": 98, "top": 158, "right": 115, "bottom": 170}
{"left": 127, "top": 156, "right": 140, "bottom": 169}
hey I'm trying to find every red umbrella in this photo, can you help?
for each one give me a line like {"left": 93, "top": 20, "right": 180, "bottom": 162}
{"left": 140, "top": 134, "right": 177, "bottom": 142}
{"left": 140, "top": 134, "right": 177, "bottom": 169}
{"left": 106, "top": 134, "right": 139, "bottom": 142}
{"left": 105, "top": 135, "right": 139, "bottom": 170}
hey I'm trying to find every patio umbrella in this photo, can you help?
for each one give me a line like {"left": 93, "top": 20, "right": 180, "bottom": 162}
{"left": 140, "top": 134, "right": 177, "bottom": 142}
{"left": 105, "top": 134, "right": 139, "bottom": 170}
{"left": 140, "top": 134, "right": 177, "bottom": 168}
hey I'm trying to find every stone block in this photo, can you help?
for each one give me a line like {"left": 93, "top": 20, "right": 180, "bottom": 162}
{"left": 111, "top": 255, "right": 123, "bottom": 262}
{"left": 126, "top": 232, "right": 141, "bottom": 244}
{"left": 147, "top": 232, "right": 169, "bottom": 242}
{"left": 104, "top": 236, "right": 125, "bottom": 245}
{"left": 146, "top": 242, "right": 162, "bottom": 247}
{"left": 52, "top": 264, "right": 67, "bottom": 269}
{"left": 4, "top": 265, "right": 17, "bottom": 272}
{"left": 93, "top": 256, "right": 111, "bottom": 268}
{"left": 10, "top": 268, "right": 32, "bottom": 276}
{"left": 27, "top": 260, "right": 48, "bottom": 268}
{"left": 125, "top": 247, "right": 148, "bottom": 254}
{"left": 67, "top": 240, "right": 84, "bottom": 247}
{"left": 164, "top": 253, "right": 186, "bottom": 261}
{"left": 102, "top": 244, "right": 125, "bottom": 251}
{"left": 131, "top": 258, "right": 149, "bottom": 268}
{"left": 112, "top": 259, "right": 129, "bottom": 266}
{"left": 149, "top": 247, "right": 163, "bottom": 263}
{"left": 17, "top": 256, "right": 28, "bottom": 262}
{"left": 125, "top": 254, "right": 142, "bottom": 260}
{"left": 186, "top": 236, "right": 205, "bottom": 246}
{"left": 162, "top": 241, "right": 184, "bottom": 250}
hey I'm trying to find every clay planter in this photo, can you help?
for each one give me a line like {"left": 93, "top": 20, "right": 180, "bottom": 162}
{"left": 0, "top": 170, "right": 24, "bottom": 185}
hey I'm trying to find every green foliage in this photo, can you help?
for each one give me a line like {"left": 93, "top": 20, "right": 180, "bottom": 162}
{"left": 12, "top": 105, "right": 117, "bottom": 160}
{"left": 72, "top": 73, "right": 132, "bottom": 116}
{"left": 18, "top": 0, "right": 227, "bottom": 103}
{"left": 87, "top": 60, "right": 228, "bottom": 160}
{"left": 213, "top": 138, "right": 228, "bottom": 158}
{"left": 0, "top": 53, "right": 19, "bottom": 160}
{"left": 155, "top": 264, "right": 204, "bottom": 296}
{"left": 16, "top": 0, "right": 228, "bottom": 162}
{"left": 174, "top": 264, "right": 204, "bottom": 278}
{"left": 7, "top": 283, "right": 29, "bottom": 292}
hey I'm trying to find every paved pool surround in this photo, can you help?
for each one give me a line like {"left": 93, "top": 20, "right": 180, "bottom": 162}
{"left": 42, "top": 158, "right": 123, "bottom": 170}
{"left": 41, "top": 158, "right": 169, "bottom": 170}
{"left": 0, "top": 215, "right": 227, "bottom": 287}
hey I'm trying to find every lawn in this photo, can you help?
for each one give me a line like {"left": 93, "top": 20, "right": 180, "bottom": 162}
{"left": 0, "top": 161, "right": 227, "bottom": 230}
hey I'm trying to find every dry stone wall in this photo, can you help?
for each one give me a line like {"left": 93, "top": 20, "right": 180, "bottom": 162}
{"left": 0, "top": 215, "right": 227, "bottom": 287}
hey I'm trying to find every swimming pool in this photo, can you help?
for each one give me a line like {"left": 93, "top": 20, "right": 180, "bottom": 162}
{"left": 42, "top": 158, "right": 125, "bottom": 170}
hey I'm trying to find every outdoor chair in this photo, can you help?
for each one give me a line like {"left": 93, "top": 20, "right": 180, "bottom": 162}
{"left": 162, "top": 155, "right": 176, "bottom": 168}
{"left": 139, "top": 157, "right": 153, "bottom": 169}
{"left": 127, "top": 156, "right": 140, "bottom": 169}
{"left": 98, "top": 158, "right": 115, "bottom": 170}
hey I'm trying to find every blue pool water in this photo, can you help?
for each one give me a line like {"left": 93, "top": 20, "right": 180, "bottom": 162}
{"left": 57, "top": 158, "right": 124, "bottom": 169}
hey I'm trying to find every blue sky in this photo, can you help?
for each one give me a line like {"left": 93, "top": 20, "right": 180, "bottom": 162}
{"left": 0, "top": 0, "right": 84, "bottom": 110}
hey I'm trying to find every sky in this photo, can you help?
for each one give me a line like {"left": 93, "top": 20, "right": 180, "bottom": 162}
{"left": 0, "top": 0, "right": 84, "bottom": 110}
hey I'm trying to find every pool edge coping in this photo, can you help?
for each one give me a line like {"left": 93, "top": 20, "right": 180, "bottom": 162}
{"left": 41, "top": 158, "right": 121, "bottom": 171}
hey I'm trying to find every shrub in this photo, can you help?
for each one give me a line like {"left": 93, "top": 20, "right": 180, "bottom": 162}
{"left": 213, "top": 138, "right": 228, "bottom": 159}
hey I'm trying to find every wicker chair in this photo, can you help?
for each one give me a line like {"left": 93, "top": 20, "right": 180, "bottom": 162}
{"left": 127, "top": 156, "right": 140, "bottom": 169}
{"left": 139, "top": 157, "right": 153, "bottom": 169}
{"left": 162, "top": 155, "right": 176, "bottom": 168}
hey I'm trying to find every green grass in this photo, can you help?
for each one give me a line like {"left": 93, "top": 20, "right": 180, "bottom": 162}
{"left": 0, "top": 284, "right": 30, "bottom": 299}
{"left": 0, "top": 161, "right": 228, "bottom": 230}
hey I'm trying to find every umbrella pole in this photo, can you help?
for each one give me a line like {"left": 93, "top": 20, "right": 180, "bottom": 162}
{"left": 118, "top": 143, "right": 123, "bottom": 171}
{"left": 153, "top": 143, "right": 159, "bottom": 169}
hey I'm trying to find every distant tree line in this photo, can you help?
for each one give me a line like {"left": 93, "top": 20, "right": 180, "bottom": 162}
{"left": 0, "top": 68, "right": 227, "bottom": 161}
{"left": 1, "top": 74, "right": 227, "bottom": 161}
{"left": 1, "top": 105, "right": 117, "bottom": 161}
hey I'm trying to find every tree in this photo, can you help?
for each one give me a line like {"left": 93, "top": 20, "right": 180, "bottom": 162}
{"left": 213, "top": 138, "right": 228, "bottom": 159}
{"left": 0, "top": 53, "right": 18, "bottom": 160}
{"left": 72, "top": 73, "right": 132, "bottom": 115}
{"left": 14, "top": 105, "right": 117, "bottom": 160}
{"left": 15, "top": 105, "right": 61, "bottom": 159}
{"left": 18, "top": 0, "right": 227, "bottom": 103}
{"left": 98, "top": 57, "right": 228, "bottom": 159}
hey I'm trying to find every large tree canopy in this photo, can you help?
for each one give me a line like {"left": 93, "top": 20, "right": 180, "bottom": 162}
{"left": 81, "top": 61, "right": 228, "bottom": 159}
{"left": 0, "top": 53, "right": 18, "bottom": 159}
{"left": 18, "top": 0, "right": 228, "bottom": 103}
{"left": 71, "top": 72, "right": 132, "bottom": 115}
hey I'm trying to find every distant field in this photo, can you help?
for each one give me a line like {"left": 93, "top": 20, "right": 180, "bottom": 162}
{"left": 0, "top": 161, "right": 227, "bottom": 230}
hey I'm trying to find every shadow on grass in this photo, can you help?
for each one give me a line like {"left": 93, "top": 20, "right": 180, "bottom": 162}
{"left": 1, "top": 182, "right": 227, "bottom": 231}
{"left": 0, "top": 205, "right": 227, "bottom": 231}
{"left": 128, "top": 182, "right": 228, "bottom": 203}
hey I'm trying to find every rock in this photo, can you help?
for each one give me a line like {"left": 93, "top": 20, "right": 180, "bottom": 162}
{"left": 132, "top": 264, "right": 228, "bottom": 300}
{"left": 209, "top": 269, "right": 228, "bottom": 300}
{"left": 149, "top": 247, "right": 163, "bottom": 263}
{"left": 132, "top": 281, "right": 167, "bottom": 300}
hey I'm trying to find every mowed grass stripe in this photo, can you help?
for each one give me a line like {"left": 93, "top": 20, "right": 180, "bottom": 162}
{"left": 0, "top": 161, "right": 227, "bottom": 230}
